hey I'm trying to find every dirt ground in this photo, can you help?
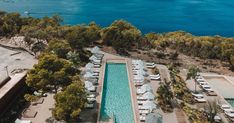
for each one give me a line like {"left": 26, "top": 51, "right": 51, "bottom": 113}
{"left": 102, "top": 46, "right": 234, "bottom": 76}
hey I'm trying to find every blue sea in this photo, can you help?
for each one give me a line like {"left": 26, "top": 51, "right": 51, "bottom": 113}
{"left": 0, "top": 0, "right": 234, "bottom": 37}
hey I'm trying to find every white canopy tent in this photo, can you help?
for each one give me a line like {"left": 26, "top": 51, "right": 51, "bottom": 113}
{"left": 137, "top": 84, "right": 152, "bottom": 94}
{"left": 134, "top": 74, "right": 145, "bottom": 82}
{"left": 89, "top": 55, "right": 98, "bottom": 61}
{"left": 85, "top": 81, "right": 95, "bottom": 91}
{"left": 142, "top": 101, "right": 157, "bottom": 112}
{"left": 85, "top": 63, "right": 94, "bottom": 70}
{"left": 83, "top": 72, "right": 96, "bottom": 78}
{"left": 91, "top": 46, "right": 100, "bottom": 54}
{"left": 15, "top": 119, "right": 31, "bottom": 123}
{"left": 145, "top": 113, "right": 162, "bottom": 123}
{"left": 142, "top": 92, "right": 155, "bottom": 100}
{"left": 135, "top": 69, "right": 148, "bottom": 76}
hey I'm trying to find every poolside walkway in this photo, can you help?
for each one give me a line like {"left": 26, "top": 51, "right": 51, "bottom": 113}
{"left": 21, "top": 93, "right": 55, "bottom": 123}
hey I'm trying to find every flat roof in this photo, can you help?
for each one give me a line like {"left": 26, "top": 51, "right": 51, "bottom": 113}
{"left": 0, "top": 72, "right": 26, "bottom": 99}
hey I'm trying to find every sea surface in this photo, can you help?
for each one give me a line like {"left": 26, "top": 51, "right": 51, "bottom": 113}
{"left": 0, "top": 0, "right": 234, "bottom": 37}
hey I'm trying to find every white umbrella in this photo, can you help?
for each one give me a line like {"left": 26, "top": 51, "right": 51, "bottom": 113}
{"left": 142, "top": 101, "right": 157, "bottom": 112}
{"left": 83, "top": 72, "right": 94, "bottom": 78}
{"left": 134, "top": 74, "right": 144, "bottom": 82}
{"left": 85, "top": 81, "right": 93, "bottom": 88}
{"left": 136, "top": 69, "right": 148, "bottom": 76}
{"left": 85, "top": 81, "right": 95, "bottom": 91}
{"left": 142, "top": 92, "right": 155, "bottom": 100}
{"left": 141, "top": 84, "right": 152, "bottom": 91}
{"left": 137, "top": 84, "right": 152, "bottom": 94}
{"left": 85, "top": 63, "right": 94, "bottom": 70}
{"left": 145, "top": 113, "right": 162, "bottom": 123}
{"left": 89, "top": 55, "right": 97, "bottom": 61}
{"left": 91, "top": 46, "right": 100, "bottom": 54}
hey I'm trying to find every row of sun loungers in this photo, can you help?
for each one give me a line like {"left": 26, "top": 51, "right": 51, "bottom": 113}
{"left": 195, "top": 75, "right": 217, "bottom": 96}
{"left": 132, "top": 60, "right": 158, "bottom": 122}
{"left": 219, "top": 103, "right": 234, "bottom": 120}
{"left": 84, "top": 46, "right": 104, "bottom": 109}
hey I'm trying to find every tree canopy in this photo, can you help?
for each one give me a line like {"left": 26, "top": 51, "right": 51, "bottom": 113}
{"left": 26, "top": 53, "right": 77, "bottom": 93}
{"left": 53, "top": 81, "right": 86, "bottom": 121}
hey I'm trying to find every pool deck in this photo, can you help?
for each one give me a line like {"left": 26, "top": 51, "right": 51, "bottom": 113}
{"left": 97, "top": 52, "right": 140, "bottom": 123}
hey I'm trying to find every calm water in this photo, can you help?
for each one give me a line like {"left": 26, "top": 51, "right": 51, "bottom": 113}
{"left": 0, "top": 0, "right": 234, "bottom": 36}
{"left": 100, "top": 63, "right": 134, "bottom": 123}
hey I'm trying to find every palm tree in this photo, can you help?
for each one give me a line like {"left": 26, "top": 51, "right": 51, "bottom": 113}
{"left": 186, "top": 66, "right": 200, "bottom": 93}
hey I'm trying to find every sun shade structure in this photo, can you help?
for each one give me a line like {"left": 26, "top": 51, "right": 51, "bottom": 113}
{"left": 15, "top": 119, "right": 32, "bottom": 123}
{"left": 91, "top": 46, "right": 100, "bottom": 54}
{"left": 142, "top": 101, "right": 157, "bottom": 112}
{"left": 85, "top": 81, "right": 95, "bottom": 91}
{"left": 137, "top": 84, "right": 152, "bottom": 94}
{"left": 142, "top": 92, "right": 155, "bottom": 100}
{"left": 85, "top": 63, "right": 94, "bottom": 70}
{"left": 89, "top": 55, "right": 98, "bottom": 61}
{"left": 145, "top": 113, "right": 162, "bottom": 123}
{"left": 135, "top": 69, "right": 148, "bottom": 76}
{"left": 84, "top": 72, "right": 95, "bottom": 78}
{"left": 134, "top": 74, "right": 145, "bottom": 82}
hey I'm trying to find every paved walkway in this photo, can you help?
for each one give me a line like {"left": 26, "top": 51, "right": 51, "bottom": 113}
{"left": 21, "top": 94, "right": 55, "bottom": 123}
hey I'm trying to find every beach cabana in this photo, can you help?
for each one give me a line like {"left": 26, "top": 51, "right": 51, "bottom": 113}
{"left": 145, "top": 113, "right": 163, "bottom": 123}
{"left": 142, "top": 92, "right": 155, "bottom": 100}
{"left": 142, "top": 101, "right": 157, "bottom": 112}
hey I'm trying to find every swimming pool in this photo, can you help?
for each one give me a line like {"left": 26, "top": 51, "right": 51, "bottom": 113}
{"left": 100, "top": 63, "right": 134, "bottom": 123}
{"left": 226, "top": 99, "right": 234, "bottom": 108}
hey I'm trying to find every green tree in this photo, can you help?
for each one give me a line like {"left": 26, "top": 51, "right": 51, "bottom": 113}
{"left": 101, "top": 20, "right": 141, "bottom": 53}
{"left": 47, "top": 39, "right": 72, "bottom": 59}
{"left": 53, "top": 81, "right": 87, "bottom": 122}
{"left": 26, "top": 53, "right": 77, "bottom": 94}
{"left": 186, "top": 66, "right": 200, "bottom": 92}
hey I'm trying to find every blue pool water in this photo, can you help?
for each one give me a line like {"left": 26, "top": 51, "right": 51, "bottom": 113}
{"left": 100, "top": 63, "right": 134, "bottom": 123}
{"left": 0, "top": 0, "right": 234, "bottom": 37}
{"left": 226, "top": 99, "right": 234, "bottom": 108}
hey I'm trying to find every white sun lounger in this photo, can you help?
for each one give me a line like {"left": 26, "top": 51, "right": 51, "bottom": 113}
{"left": 138, "top": 106, "right": 148, "bottom": 110}
{"left": 198, "top": 82, "right": 209, "bottom": 86}
{"left": 137, "top": 96, "right": 146, "bottom": 100}
{"left": 85, "top": 103, "right": 94, "bottom": 109}
{"left": 87, "top": 97, "right": 96, "bottom": 102}
{"left": 194, "top": 97, "right": 206, "bottom": 103}
{"left": 146, "top": 64, "right": 156, "bottom": 68}
{"left": 150, "top": 76, "right": 160, "bottom": 80}
{"left": 139, "top": 110, "right": 150, "bottom": 115}
{"left": 140, "top": 116, "right": 146, "bottom": 121}
{"left": 191, "top": 93, "right": 204, "bottom": 98}
{"left": 146, "top": 62, "right": 155, "bottom": 66}
{"left": 196, "top": 78, "right": 205, "bottom": 82}
{"left": 225, "top": 110, "right": 234, "bottom": 118}
{"left": 149, "top": 74, "right": 160, "bottom": 77}
{"left": 94, "top": 64, "right": 101, "bottom": 68}
{"left": 137, "top": 101, "right": 145, "bottom": 105}
{"left": 87, "top": 94, "right": 96, "bottom": 98}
